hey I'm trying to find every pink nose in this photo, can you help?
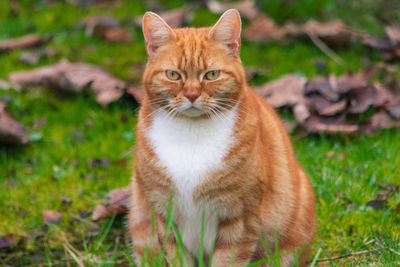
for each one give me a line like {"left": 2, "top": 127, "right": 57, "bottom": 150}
{"left": 184, "top": 92, "right": 200, "bottom": 103}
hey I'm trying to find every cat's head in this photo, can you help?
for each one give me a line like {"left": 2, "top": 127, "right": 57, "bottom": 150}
{"left": 142, "top": 9, "right": 246, "bottom": 118}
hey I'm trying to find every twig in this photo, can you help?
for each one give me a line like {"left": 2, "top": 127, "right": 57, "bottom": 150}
{"left": 307, "top": 249, "right": 379, "bottom": 263}
{"left": 307, "top": 31, "right": 344, "bottom": 65}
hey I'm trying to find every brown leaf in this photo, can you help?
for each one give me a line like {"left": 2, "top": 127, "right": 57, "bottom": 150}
{"left": 361, "top": 111, "right": 400, "bottom": 134}
{"left": 335, "top": 66, "right": 378, "bottom": 94}
{"left": 92, "top": 187, "right": 130, "bottom": 221}
{"left": 80, "top": 15, "right": 132, "bottom": 43}
{"left": 60, "top": 196, "right": 72, "bottom": 205}
{"left": 135, "top": 9, "right": 187, "bottom": 28}
{"left": 244, "top": 16, "right": 355, "bottom": 47}
{"left": 126, "top": 86, "right": 144, "bottom": 104}
{"left": 387, "top": 104, "right": 400, "bottom": 119}
{"left": 244, "top": 15, "right": 288, "bottom": 42}
{"left": 385, "top": 26, "right": 400, "bottom": 45}
{"left": 303, "top": 114, "right": 359, "bottom": 134}
{"left": 297, "top": 20, "right": 354, "bottom": 46}
{"left": 366, "top": 199, "right": 387, "bottom": 210}
{"left": 255, "top": 74, "right": 307, "bottom": 107}
{"left": 0, "top": 234, "right": 15, "bottom": 249}
{"left": 102, "top": 28, "right": 133, "bottom": 43}
{"left": 307, "top": 94, "right": 346, "bottom": 116}
{"left": 42, "top": 210, "right": 62, "bottom": 224}
{"left": 326, "top": 150, "right": 335, "bottom": 158}
{"left": 293, "top": 103, "right": 310, "bottom": 124}
{"left": 81, "top": 15, "right": 120, "bottom": 36}
{"left": 282, "top": 120, "right": 297, "bottom": 134}
{"left": 207, "top": 0, "right": 259, "bottom": 20}
{"left": 19, "top": 48, "right": 58, "bottom": 65}
{"left": 347, "top": 87, "right": 375, "bottom": 114}
{"left": 8, "top": 59, "right": 131, "bottom": 106}
{"left": 0, "top": 103, "right": 29, "bottom": 144}
{"left": 0, "top": 34, "right": 52, "bottom": 52}
{"left": 305, "top": 76, "right": 339, "bottom": 102}
{"left": 396, "top": 203, "right": 400, "bottom": 214}
{"left": 362, "top": 26, "right": 400, "bottom": 61}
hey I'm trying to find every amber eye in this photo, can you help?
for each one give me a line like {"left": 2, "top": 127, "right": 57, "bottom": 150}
{"left": 204, "top": 70, "right": 220, "bottom": 80}
{"left": 166, "top": 70, "right": 181, "bottom": 80}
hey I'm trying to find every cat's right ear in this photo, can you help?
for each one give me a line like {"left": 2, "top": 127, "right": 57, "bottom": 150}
{"left": 142, "top": 12, "right": 176, "bottom": 58}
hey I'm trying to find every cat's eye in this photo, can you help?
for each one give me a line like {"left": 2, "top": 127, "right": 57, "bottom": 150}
{"left": 204, "top": 70, "right": 220, "bottom": 80}
{"left": 166, "top": 70, "right": 181, "bottom": 80}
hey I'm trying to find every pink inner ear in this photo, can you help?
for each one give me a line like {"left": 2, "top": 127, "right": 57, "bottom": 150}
{"left": 142, "top": 12, "right": 175, "bottom": 57}
{"left": 209, "top": 9, "right": 242, "bottom": 55}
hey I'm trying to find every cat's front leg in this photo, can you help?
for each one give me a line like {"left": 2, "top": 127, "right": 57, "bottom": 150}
{"left": 210, "top": 216, "right": 258, "bottom": 267}
{"left": 155, "top": 214, "right": 194, "bottom": 267}
{"left": 129, "top": 181, "right": 161, "bottom": 264}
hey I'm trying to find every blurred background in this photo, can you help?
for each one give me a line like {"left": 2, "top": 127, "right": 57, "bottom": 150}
{"left": 0, "top": 0, "right": 399, "bottom": 265}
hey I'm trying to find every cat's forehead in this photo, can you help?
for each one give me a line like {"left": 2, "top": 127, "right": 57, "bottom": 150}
{"left": 161, "top": 27, "right": 224, "bottom": 70}
{"left": 173, "top": 27, "right": 211, "bottom": 39}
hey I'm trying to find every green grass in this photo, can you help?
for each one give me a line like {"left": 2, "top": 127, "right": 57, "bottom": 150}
{"left": 1, "top": 0, "right": 400, "bottom": 266}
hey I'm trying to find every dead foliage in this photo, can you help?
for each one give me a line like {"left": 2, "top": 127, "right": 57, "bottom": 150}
{"left": 135, "top": 8, "right": 188, "bottom": 29}
{"left": 80, "top": 15, "right": 133, "bottom": 43}
{"left": 362, "top": 25, "right": 400, "bottom": 61}
{"left": 8, "top": 59, "right": 141, "bottom": 106}
{"left": 206, "top": 0, "right": 259, "bottom": 20}
{"left": 244, "top": 15, "right": 400, "bottom": 62}
{"left": 244, "top": 15, "right": 356, "bottom": 47}
{"left": 92, "top": 187, "right": 130, "bottom": 221}
{"left": 366, "top": 183, "right": 399, "bottom": 210}
{"left": 0, "top": 34, "right": 53, "bottom": 52}
{"left": 0, "top": 234, "right": 15, "bottom": 250}
{"left": 19, "top": 48, "right": 57, "bottom": 65}
{"left": 0, "top": 103, "right": 29, "bottom": 145}
{"left": 42, "top": 210, "right": 62, "bottom": 224}
{"left": 256, "top": 64, "right": 400, "bottom": 135}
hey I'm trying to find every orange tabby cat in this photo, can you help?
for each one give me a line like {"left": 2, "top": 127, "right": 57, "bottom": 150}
{"left": 129, "top": 9, "right": 315, "bottom": 266}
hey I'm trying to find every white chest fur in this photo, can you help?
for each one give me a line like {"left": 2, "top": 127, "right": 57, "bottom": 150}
{"left": 147, "top": 108, "right": 238, "bottom": 254}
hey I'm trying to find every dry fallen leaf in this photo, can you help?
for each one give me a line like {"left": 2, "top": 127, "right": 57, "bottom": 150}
{"left": 8, "top": 59, "right": 134, "bottom": 106}
{"left": 42, "top": 209, "right": 62, "bottom": 224}
{"left": 126, "top": 86, "right": 144, "bottom": 104}
{"left": 0, "top": 103, "right": 29, "bottom": 145}
{"left": 366, "top": 199, "right": 387, "bottom": 210}
{"left": 92, "top": 187, "right": 130, "bottom": 221}
{"left": 19, "top": 48, "right": 57, "bottom": 65}
{"left": 244, "top": 15, "right": 288, "bottom": 42}
{"left": 387, "top": 104, "right": 400, "bottom": 119}
{"left": 135, "top": 9, "right": 187, "bottom": 28}
{"left": 101, "top": 28, "right": 133, "bottom": 43}
{"left": 207, "top": 0, "right": 259, "bottom": 20}
{"left": 297, "top": 20, "right": 354, "bottom": 46}
{"left": 303, "top": 114, "right": 359, "bottom": 134}
{"left": 362, "top": 26, "right": 400, "bottom": 61}
{"left": 255, "top": 74, "right": 307, "bottom": 107}
{"left": 361, "top": 111, "right": 400, "bottom": 135}
{"left": 256, "top": 64, "right": 400, "bottom": 136}
{"left": 244, "top": 16, "right": 356, "bottom": 48}
{"left": 282, "top": 120, "right": 297, "bottom": 134}
{"left": 80, "top": 15, "right": 132, "bottom": 43}
{"left": 0, "top": 234, "right": 15, "bottom": 249}
{"left": 0, "top": 34, "right": 52, "bottom": 52}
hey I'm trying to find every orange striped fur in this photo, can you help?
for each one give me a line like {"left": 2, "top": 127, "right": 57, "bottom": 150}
{"left": 129, "top": 9, "right": 315, "bottom": 266}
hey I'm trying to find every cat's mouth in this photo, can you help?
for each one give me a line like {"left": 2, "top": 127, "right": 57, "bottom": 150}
{"left": 179, "top": 106, "right": 205, "bottom": 117}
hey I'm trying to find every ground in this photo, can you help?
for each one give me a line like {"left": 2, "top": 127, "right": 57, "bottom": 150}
{"left": 0, "top": 0, "right": 399, "bottom": 266}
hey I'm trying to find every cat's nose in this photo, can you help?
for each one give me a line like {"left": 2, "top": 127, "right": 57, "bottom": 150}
{"left": 184, "top": 91, "right": 200, "bottom": 103}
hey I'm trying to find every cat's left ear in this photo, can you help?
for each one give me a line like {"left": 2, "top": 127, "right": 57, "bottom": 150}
{"left": 142, "top": 12, "right": 176, "bottom": 58}
{"left": 208, "top": 9, "right": 242, "bottom": 56}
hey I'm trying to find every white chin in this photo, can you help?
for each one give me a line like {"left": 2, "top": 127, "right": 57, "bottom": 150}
{"left": 180, "top": 107, "right": 205, "bottom": 117}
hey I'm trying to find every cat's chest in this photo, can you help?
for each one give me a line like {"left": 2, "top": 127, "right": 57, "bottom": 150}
{"left": 147, "top": 109, "right": 238, "bottom": 193}
{"left": 146, "top": 109, "right": 238, "bottom": 253}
